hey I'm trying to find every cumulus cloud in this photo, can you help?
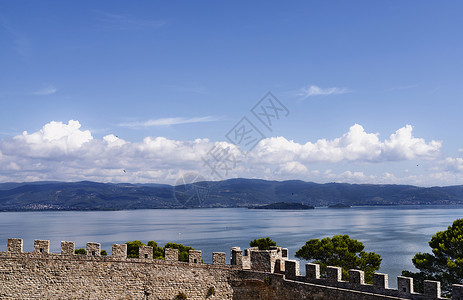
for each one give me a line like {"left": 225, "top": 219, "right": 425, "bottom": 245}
{"left": 297, "top": 85, "right": 350, "bottom": 99}
{"left": 0, "top": 120, "right": 444, "bottom": 185}
{"left": 251, "top": 124, "right": 440, "bottom": 164}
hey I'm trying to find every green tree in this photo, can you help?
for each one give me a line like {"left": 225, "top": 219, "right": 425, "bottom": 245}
{"left": 75, "top": 248, "right": 87, "bottom": 255}
{"left": 164, "top": 242, "right": 194, "bottom": 262}
{"left": 295, "top": 234, "right": 381, "bottom": 283}
{"left": 125, "top": 240, "right": 145, "bottom": 258}
{"left": 125, "top": 240, "right": 194, "bottom": 262}
{"left": 402, "top": 218, "right": 463, "bottom": 297}
{"left": 147, "top": 241, "right": 164, "bottom": 259}
{"left": 249, "top": 237, "right": 277, "bottom": 250}
{"left": 100, "top": 250, "right": 108, "bottom": 256}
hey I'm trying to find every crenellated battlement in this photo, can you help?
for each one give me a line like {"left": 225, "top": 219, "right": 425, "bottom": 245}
{"left": 1, "top": 238, "right": 462, "bottom": 300}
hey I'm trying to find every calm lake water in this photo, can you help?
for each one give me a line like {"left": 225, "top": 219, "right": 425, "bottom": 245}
{"left": 1, "top": 206, "right": 462, "bottom": 288}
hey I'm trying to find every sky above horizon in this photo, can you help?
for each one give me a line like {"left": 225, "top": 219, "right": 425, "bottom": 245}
{"left": 0, "top": 1, "right": 462, "bottom": 186}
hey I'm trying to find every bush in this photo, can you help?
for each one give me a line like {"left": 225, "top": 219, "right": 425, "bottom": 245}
{"left": 74, "top": 248, "right": 86, "bottom": 255}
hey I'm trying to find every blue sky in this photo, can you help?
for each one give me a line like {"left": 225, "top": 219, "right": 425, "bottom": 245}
{"left": 0, "top": 1, "right": 462, "bottom": 185}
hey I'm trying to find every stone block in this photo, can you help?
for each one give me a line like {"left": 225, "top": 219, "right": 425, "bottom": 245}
{"left": 86, "top": 242, "right": 100, "bottom": 256}
{"left": 424, "top": 280, "right": 441, "bottom": 298}
{"left": 139, "top": 245, "right": 153, "bottom": 259}
{"left": 231, "top": 247, "right": 242, "bottom": 266}
{"left": 397, "top": 276, "right": 413, "bottom": 294}
{"left": 165, "top": 248, "right": 178, "bottom": 261}
{"left": 306, "top": 263, "right": 320, "bottom": 280}
{"left": 61, "top": 241, "right": 75, "bottom": 255}
{"left": 284, "top": 260, "right": 300, "bottom": 280}
{"left": 373, "top": 273, "right": 388, "bottom": 289}
{"left": 7, "top": 238, "right": 23, "bottom": 253}
{"left": 112, "top": 244, "right": 127, "bottom": 258}
{"left": 281, "top": 248, "right": 288, "bottom": 258}
{"left": 349, "top": 269, "right": 365, "bottom": 285}
{"left": 189, "top": 250, "right": 202, "bottom": 264}
{"left": 274, "top": 258, "right": 285, "bottom": 274}
{"left": 326, "top": 266, "right": 342, "bottom": 283}
{"left": 453, "top": 284, "right": 463, "bottom": 300}
{"left": 212, "top": 252, "right": 226, "bottom": 265}
{"left": 34, "top": 240, "right": 50, "bottom": 254}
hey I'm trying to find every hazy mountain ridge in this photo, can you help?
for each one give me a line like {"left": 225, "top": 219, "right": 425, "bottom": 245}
{"left": 0, "top": 179, "right": 462, "bottom": 211}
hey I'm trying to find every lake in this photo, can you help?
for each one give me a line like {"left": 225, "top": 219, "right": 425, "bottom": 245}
{"left": 0, "top": 206, "right": 462, "bottom": 288}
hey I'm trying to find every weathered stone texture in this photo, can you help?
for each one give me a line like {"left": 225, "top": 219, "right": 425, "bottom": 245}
{"left": 86, "top": 242, "right": 100, "bottom": 256}
{"left": 424, "top": 280, "right": 441, "bottom": 298}
{"left": 139, "top": 245, "right": 153, "bottom": 259}
{"left": 398, "top": 276, "right": 413, "bottom": 294}
{"left": 373, "top": 273, "right": 388, "bottom": 289}
{"left": 349, "top": 269, "right": 365, "bottom": 285}
{"left": 7, "top": 238, "right": 22, "bottom": 253}
{"left": 454, "top": 284, "right": 463, "bottom": 300}
{"left": 34, "top": 240, "right": 50, "bottom": 254}
{"left": 112, "top": 244, "right": 127, "bottom": 258}
{"left": 212, "top": 252, "right": 226, "bottom": 265}
{"left": 327, "top": 266, "right": 342, "bottom": 283}
{"left": 189, "top": 250, "right": 202, "bottom": 264}
{"left": 0, "top": 252, "right": 236, "bottom": 300}
{"left": 61, "top": 241, "right": 75, "bottom": 255}
{"left": 284, "top": 260, "right": 299, "bottom": 280}
{"left": 306, "top": 263, "right": 320, "bottom": 280}
{"left": 230, "top": 247, "right": 242, "bottom": 267}
{"left": 164, "top": 248, "right": 178, "bottom": 261}
{"left": 0, "top": 242, "right": 455, "bottom": 300}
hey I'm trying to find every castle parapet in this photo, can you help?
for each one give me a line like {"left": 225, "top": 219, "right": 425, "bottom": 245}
{"left": 86, "top": 242, "right": 100, "bottom": 256}
{"left": 112, "top": 244, "right": 127, "bottom": 258}
{"left": 61, "top": 241, "right": 74, "bottom": 255}
{"left": 165, "top": 248, "right": 178, "bottom": 261}
{"left": 139, "top": 246, "right": 153, "bottom": 259}
{"left": 189, "top": 250, "right": 202, "bottom": 264}
{"left": 326, "top": 266, "right": 342, "bottom": 283}
{"left": 1, "top": 239, "right": 459, "bottom": 300}
{"left": 453, "top": 284, "right": 463, "bottom": 300}
{"left": 424, "top": 280, "right": 441, "bottom": 298}
{"left": 349, "top": 269, "right": 365, "bottom": 285}
{"left": 306, "top": 263, "right": 320, "bottom": 280}
{"left": 373, "top": 273, "right": 388, "bottom": 289}
{"left": 397, "top": 276, "right": 413, "bottom": 295}
{"left": 230, "top": 247, "right": 243, "bottom": 267}
{"left": 7, "top": 238, "right": 23, "bottom": 254}
{"left": 34, "top": 240, "right": 50, "bottom": 254}
{"left": 212, "top": 252, "right": 226, "bottom": 265}
{"left": 284, "top": 259, "right": 300, "bottom": 280}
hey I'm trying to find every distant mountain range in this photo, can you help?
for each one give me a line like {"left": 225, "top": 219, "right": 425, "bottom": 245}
{"left": 0, "top": 179, "right": 462, "bottom": 211}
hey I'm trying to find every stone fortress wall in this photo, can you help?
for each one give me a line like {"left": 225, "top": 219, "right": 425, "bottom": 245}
{"left": 0, "top": 238, "right": 462, "bottom": 299}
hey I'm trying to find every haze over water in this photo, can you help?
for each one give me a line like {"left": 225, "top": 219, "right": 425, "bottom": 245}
{"left": 1, "top": 206, "right": 462, "bottom": 288}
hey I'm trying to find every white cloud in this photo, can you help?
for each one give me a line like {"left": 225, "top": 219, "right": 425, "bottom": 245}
{"left": 251, "top": 124, "right": 440, "bottom": 164}
{"left": 442, "top": 157, "right": 463, "bottom": 172}
{"left": 31, "top": 86, "right": 57, "bottom": 95}
{"left": 0, "top": 120, "right": 446, "bottom": 185}
{"left": 382, "top": 125, "right": 441, "bottom": 160}
{"left": 297, "top": 85, "right": 350, "bottom": 99}
{"left": 274, "top": 161, "right": 308, "bottom": 175}
{"left": 119, "top": 116, "right": 219, "bottom": 128}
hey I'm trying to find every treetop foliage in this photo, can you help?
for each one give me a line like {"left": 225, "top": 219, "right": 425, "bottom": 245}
{"left": 125, "top": 240, "right": 194, "bottom": 262}
{"left": 295, "top": 234, "right": 381, "bottom": 283}
{"left": 249, "top": 237, "right": 277, "bottom": 250}
{"left": 403, "top": 218, "right": 463, "bottom": 297}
